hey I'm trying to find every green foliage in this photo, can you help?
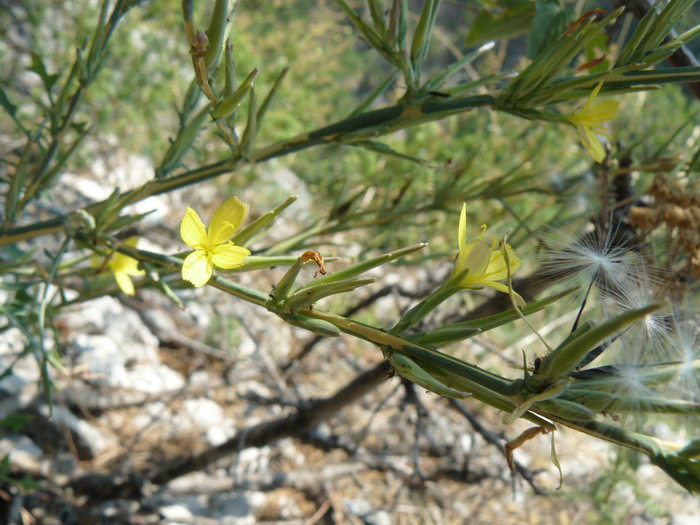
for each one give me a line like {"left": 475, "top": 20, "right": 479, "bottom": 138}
{"left": 467, "top": 0, "right": 536, "bottom": 45}
{"left": 0, "top": 455, "right": 41, "bottom": 494}
{"left": 1, "top": 0, "right": 700, "bottom": 498}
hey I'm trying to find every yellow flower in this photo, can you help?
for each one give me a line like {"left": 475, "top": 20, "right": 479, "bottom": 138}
{"left": 108, "top": 237, "right": 145, "bottom": 296}
{"left": 180, "top": 196, "right": 251, "bottom": 287}
{"left": 450, "top": 203, "right": 525, "bottom": 307}
{"left": 567, "top": 83, "right": 620, "bottom": 163}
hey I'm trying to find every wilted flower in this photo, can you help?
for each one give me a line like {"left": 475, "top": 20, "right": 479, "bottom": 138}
{"left": 180, "top": 196, "right": 251, "bottom": 287}
{"left": 107, "top": 237, "right": 145, "bottom": 296}
{"left": 567, "top": 83, "right": 620, "bottom": 163}
{"left": 449, "top": 203, "right": 524, "bottom": 306}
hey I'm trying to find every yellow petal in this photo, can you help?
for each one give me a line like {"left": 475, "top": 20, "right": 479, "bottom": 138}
{"left": 457, "top": 203, "right": 467, "bottom": 262}
{"left": 108, "top": 237, "right": 144, "bottom": 276}
{"left": 482, "top": 245, "right": 521, "bottom": 281}
{"left": 114, "top": 270, "right": 136, "bottom": 296}
{"left": 582, "top": 126, "right": 606, "bottom": 163}
{"left": 575, "top": 122, "right": 591, "bottom": 149}
{"left": 483, "top": 281, "right": 526, "bottom": 307}
{"left": 124, "top": 260, "right": 146, "bottom": 277}
{"left": 454, "top": 239, "right": 479, "bottom": 277}
{"left": 108, "top": 252, "right": 133, "bottom": 273}
{"left": 211, "top": 243, "right": 250, "bottom": 269}
{"left": 124, "top": 236, "right": 140, "bottom": 248}
{"left": 582, "top": 100, "right": 620, "bottom": 123}
{"left": 568, "top": 83, "right": 619, "bottom": 163}
{"left": 180, "top": 207, "right": 208, "bottom": 248}
{"left": 581, "top": 82, "right": 603, "bottom": 112}
{"left": 182, "top": 250, "right": 212, "bottom": 287}
{"left": 458, "top": 241, "right": 491, "bottom": 285}
{"left": 209, "top": 197, "right": 248, "bottom": 246}
{"left": 108, "top": 253, "right": 125, "bottom": 273}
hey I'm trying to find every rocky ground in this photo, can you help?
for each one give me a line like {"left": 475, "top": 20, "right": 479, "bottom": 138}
{"left": 1, "top": 148, "right": 700, "bottom": 524}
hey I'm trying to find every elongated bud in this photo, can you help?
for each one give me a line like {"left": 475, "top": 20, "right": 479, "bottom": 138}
{"left": 293, "top": 243, "right": 426, "bottom": 294}
{"left": 222, "top": 39, "right": 236, "bottom": 97}
{"left": 65, "top": 209, "right": 96, "bottom": 237}
{"left": 536, "top": 399, "right": 597, "bottom": 422}
{"left": 284, "top": 277, "right": 375, "bottom": 312}
{"left": 239, "top": 85, "right": 258, "bottom": 154}
{"left": 233, "top": 195, "right": 298, "bottom": 246}
{"left": 279, "top": 312, "right": 341, "bottom": 337}
{"left": 536, "top": 304, "right": 662, "bottom": 380}
{"left": 270, "top": 256, "right": 306, "bottom": 306}
{"left": 211, "top": 67, "right": 259, "bottom": 120}
{"left": 204, "top": 0, "right": 229, "bottom": 70}
{"left": 410, "top": 0, "right": 440, "bottom": 71}
{"left": 409, "top": 325, "right": 481, "bottom": 346}
{"left": 389, "top": 352, "right": 468, "bottom": 399}
{"left": 158, "top": 106, "right": 210, "bottom": 179}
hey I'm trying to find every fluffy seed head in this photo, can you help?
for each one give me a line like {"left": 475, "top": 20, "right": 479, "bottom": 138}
{"left": 539, "top": 219, "right": 643, "bottom": 299}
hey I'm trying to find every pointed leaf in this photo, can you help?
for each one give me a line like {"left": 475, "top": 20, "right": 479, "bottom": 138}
{"left": 29, "top": 52, "right": 59, "bottom": 94}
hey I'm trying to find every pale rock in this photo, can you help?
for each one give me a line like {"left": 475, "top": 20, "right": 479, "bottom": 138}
{"left": 0, "top": 434, "right": 43, "bottom": 473}
{"left": 0, "top": 325, "right": 41, "bottom": 414}
{"left": 130, "top": 401, "right": 169, "bottom": 431}
{"left": 180, "top": 398, "right": 224, "bottom": 427}
{"left": 166, "top": 472, "right": 232, "bottom": 493}
{"left": 206, "top": 425, "right": 235, "bottom": 447}
{"left": 124, "top": 194, "right": 174, "bottom": 226}
{"left": 176, "top": 399, "right": 236, "bottom": 446}
{"left": 241, "top": 164, "right": 312, "bottom": 244}
{"left": 0, "top": 326, "right": 28, "bottom": 359}
{"left": 61, "top": 296, "right": 185, "bottom": 393}
{"left": 235, "top": 331, "right": 257, "bottom": 359}
{"left": 187, "top": 370, "right": 212, "bottom": 386}
{"left": 344, "top": 500, "right": 392, "bottom": 525}
{"left": 373, "top": 295, "right": 398, "bottom": 322}
{"left": 278, "top": 438, "right": 305, "bottom": 467}
{"left": 38, "top": 404, "right": 116, "bottom": 459}
{"left": 60, "top": 173, "right": 112, "bottom": 202}
{"left": 141, "top": 308, "right": 177, "bottom": 334}
{"left": 73, "top": 334, "right": 128, "bottom": 385}
{"left": 232, "top": 446, "right": 271, "bottom": 478}
{"left": 676, "top": 513, "right": 700, "bottom": 525}
{"left": 207, "top": 492, "right": 257, "bottom": 525}
{"left": 91, "top": 150, "right": 153, "bottom": 189}
{"left": 61, "top": 296, "right": 159, "bottom": 358}
{"left": 122, "top": 360, "right": 185, "bottom": 393}
{"left": 73, "top": 333, "right": 184, "bottom": 392}
{"left": 159, "top": 504, "right": 194, "bottom": 522}
{"left": 150, "top": 491, "right": 259, "bottom": 525}
{"left": 186, "top": 302, "right": 213, "bottom": 333}
{"left": 99, "top": 499, "right": 140, "bottom": 520}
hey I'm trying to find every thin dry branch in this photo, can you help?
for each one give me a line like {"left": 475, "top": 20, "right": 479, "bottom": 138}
{"left": 447, "top": 399, "right": 547, "bottom": 495}
{"left": 69, "top": 360, "right": 392, "bottom": 499}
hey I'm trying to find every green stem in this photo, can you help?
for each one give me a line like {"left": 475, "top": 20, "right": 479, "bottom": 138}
{"left": 0, "top": 94, "right": 494, "bottom": 246}
{"left": 391, "top": 284, "right": 460, "bottom": 334}
{"left": 303, "top": 309, "right": 518, "bottom": 396}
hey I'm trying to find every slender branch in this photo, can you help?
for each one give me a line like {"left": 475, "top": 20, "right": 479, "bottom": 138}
{"left": 447, "top": 399, "right": 546, "bottom": 495}
{"left": 616, "top": 0, "right": 700, "bottom": 99}
{"left": 0, "top": 95, "right": 494, "bottom": 246}
{"left": 282, "top": 285, "right": 395, "bottom": 370}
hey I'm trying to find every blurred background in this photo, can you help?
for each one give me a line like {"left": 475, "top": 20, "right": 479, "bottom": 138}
{"left": 1, "top": 1, "right": 700, "bottom": 523}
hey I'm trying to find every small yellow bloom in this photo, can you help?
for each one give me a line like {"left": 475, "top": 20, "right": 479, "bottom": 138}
{"left": 450, "top": 204, "right": 525, "bottom": 306}
{"left": 108, "top": 237, "right": 145, "bottom": 296}
{"left": 180, "top": 196, "right": 251, "bottom": 287}
{"left": 567, "top": 83, "right": 620, "bottom": 163}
